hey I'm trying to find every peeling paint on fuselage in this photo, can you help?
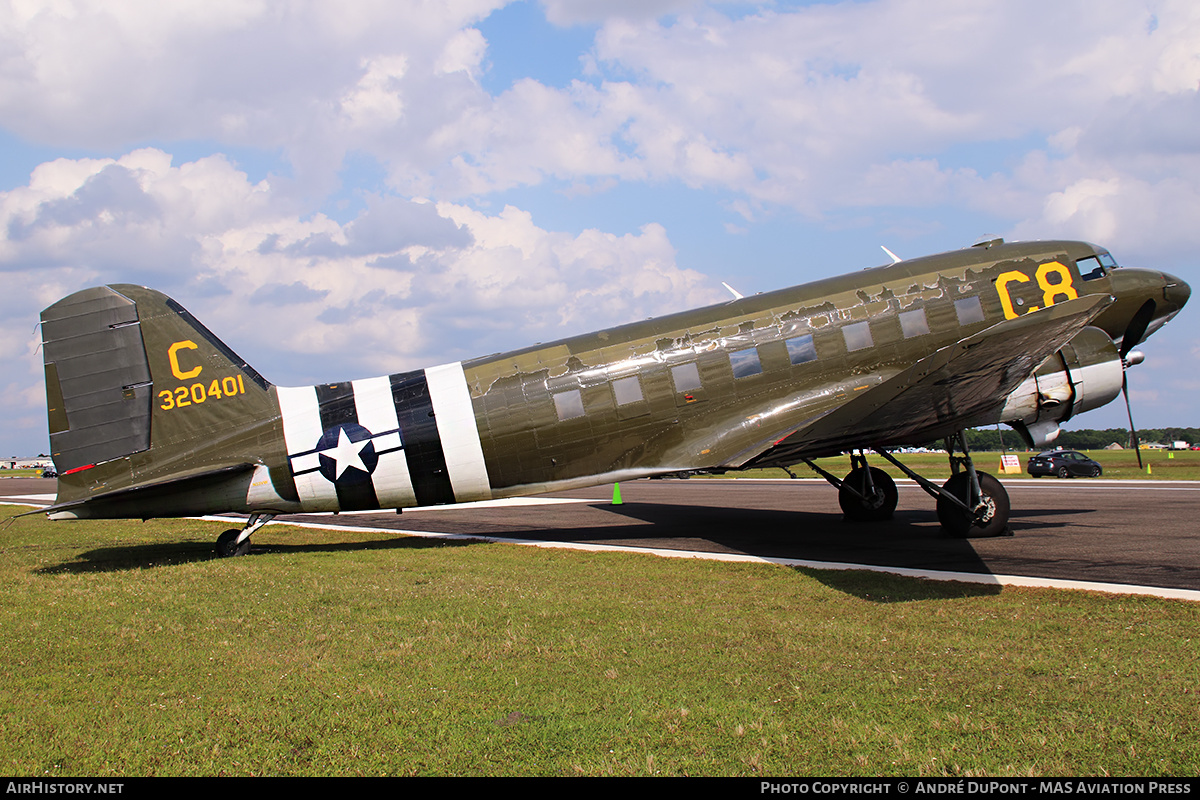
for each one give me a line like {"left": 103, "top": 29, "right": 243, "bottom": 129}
{"left": 462, "top": 240, "right": 1111, "bottom": 494}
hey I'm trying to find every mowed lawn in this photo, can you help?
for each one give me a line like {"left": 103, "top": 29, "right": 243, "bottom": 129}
{"left": 1, "top": 503, "right": 1197, "bottom": 777}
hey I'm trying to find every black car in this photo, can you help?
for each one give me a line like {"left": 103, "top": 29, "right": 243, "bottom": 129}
{"left": 41, "top": 468, "right": 57, "bottom": 478}
{"left": 1027, "top": 450, "right": 1102, "bottom": 478}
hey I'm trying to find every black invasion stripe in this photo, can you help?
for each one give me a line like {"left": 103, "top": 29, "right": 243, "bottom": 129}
{"left": 389, "top": 370, "right": 456, "bottom": 506}
{"left": 315, "top": 382, "right": 380, "bottom": 512}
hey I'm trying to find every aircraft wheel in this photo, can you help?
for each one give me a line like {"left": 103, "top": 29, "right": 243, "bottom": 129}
{"left": 216, "top": 529, "right": 250, "bottom": 558}
{"left": 839, "top": 466, "right": 898, "bottom": 522}
{"left": 936, "top": 472, "right": 1010, "bottom": 538}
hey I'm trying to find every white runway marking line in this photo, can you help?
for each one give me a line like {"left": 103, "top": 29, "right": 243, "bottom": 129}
{"left": 192, "top": 512, "right": 1200, "bottom": 604}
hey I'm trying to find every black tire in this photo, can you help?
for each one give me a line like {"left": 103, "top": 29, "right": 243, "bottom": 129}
{"left": 1056, "top": 466, "right": 1070, "bottom": 479}
{"left": 936, "top": 471, "right": 1010, "bottom": 538}
{"left": 216, "top": 529, "right": 250, "bottom": 557}
{"left": 1091, "top": 465, "right": 1102, "bottom": 477}
{"left": 839, "top": 466, "right": 899, "bottom": 522}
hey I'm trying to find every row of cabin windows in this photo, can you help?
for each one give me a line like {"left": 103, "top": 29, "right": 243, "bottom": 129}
{"left": 551, "top": 295, "right": 987, "bottom": 421}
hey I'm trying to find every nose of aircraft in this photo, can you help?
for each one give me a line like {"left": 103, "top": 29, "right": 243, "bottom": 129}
{"left": 1162, "top": 271, "right": 1191, "bottom": 312}
{"left": 1092, "top": 267, "right": 1190, "bottom": 350}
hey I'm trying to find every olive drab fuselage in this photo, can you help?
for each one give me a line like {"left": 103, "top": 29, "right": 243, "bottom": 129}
{"left": 40, "top": 239, "right": 1189, "bottom": 521}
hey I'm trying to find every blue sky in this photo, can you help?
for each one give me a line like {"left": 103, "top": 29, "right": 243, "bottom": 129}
{"left": 2, "top": 0, "right": 1198, "bottom": 457}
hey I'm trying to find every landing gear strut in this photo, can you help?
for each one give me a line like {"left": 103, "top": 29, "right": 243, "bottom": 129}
{"left": 215, "top": 512, "right": 274, "bottom": 557}
{"left": 874, "top": 432, "right": 1011, "bottom": 538}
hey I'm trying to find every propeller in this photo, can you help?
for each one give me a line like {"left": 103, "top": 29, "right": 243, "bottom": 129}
{"left": 1119, "top": 301, "right": 1156, "bottom": 470}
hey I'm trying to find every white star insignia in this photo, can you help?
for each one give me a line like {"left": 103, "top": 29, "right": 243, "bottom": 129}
{"left": 321, "top": 427, "right": 369, "bottom": 479}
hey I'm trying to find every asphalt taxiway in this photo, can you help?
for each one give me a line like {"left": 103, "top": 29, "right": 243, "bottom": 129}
{"left": 5, "top": 476, "right": 1200, "bottom": 598}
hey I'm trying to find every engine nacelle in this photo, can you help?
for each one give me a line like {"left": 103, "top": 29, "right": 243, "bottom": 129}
{"left": 999, "top": 326, "right": 1125, "bottom": 448}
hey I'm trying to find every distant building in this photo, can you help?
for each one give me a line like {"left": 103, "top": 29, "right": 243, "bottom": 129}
{"left": 1, "top": 458, "right": 53, "bottom": 470}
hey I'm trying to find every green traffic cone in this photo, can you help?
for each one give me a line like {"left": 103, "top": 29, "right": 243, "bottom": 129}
{"left": 612, "top": 482, "right": 623, "bottom": 505}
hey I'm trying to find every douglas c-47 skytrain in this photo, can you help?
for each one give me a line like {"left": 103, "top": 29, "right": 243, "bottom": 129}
{"left": 36, "top": 238, "right": 1190, "bottom": 555}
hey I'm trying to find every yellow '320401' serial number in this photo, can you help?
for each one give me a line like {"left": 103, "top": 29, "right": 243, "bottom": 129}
{"left": 159, "top": 375, "right": 246, "bottom": 410}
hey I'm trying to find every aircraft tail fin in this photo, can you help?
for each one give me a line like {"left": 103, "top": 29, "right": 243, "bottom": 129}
{"left": 41, "top": 285, "right": 283, "bottom": 515}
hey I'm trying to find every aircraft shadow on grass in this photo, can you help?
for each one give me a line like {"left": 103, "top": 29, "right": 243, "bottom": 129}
{"left": 31, "top": 499, "right": 1092, "bottom": 598}
{"left": 38, "top": 533, "right": 476, "bottom": 575}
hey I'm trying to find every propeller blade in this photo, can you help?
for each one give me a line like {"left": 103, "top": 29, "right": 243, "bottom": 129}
{"left": 1122, "top": 373, "right": 1143, "bottom": 469}
{"left": 1120, "top": 300, "right": 1156, "bottom": 359}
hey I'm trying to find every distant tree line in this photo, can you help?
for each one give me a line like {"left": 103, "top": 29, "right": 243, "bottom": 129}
{"left": 925, "top": 427, "right": 1200, "bottom": 452}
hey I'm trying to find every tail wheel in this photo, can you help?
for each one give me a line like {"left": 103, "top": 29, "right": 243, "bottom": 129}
{"left": 839, "top": 466, "right": 899, "bottom": 522}
{"left": 216, "top": 529, "right": 251, "bottom": 558}
{"left": 936, "top": 471, "right": 1010, "bottom": 538}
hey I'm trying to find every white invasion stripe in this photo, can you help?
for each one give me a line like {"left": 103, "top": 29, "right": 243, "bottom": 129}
{"left": 276, "top": 385, "right": 340, "bottom": 512}
{"left": 291, "top": 452, "right": 320, "bottom": 473}
{"left": 425, "top": 362, "right": 492, "bottom": 503}
{"left": 191, "top": 514, "right": 1200, "bottom": 604}
{"left": 351, "top": 376, "right": 417, "bottom": 509}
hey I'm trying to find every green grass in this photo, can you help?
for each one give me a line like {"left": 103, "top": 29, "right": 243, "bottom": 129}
{"left": 1, "top": 504, "right": 1197, "bottom": 777}
{"left": 726, "top": 449, "right": 1200, "bottom": 482}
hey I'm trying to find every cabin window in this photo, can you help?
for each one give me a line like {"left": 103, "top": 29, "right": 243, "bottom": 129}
{"left": 955, "top": 296, "right": 985, "bottom": 325}
{"left": 612, "top": 376, "right": 643, "bottom": 406}
{"left": 785, "top": 334, "right": 817, "bottom": 364}
{"left": 899, "top": 308, "right": 930, "bottom": 338}
{"left": 671, "top": 362, "right": 702, "bottom": 392}
{"left": 729, "top": 347, "right": 763, "bottom": 378}
{"left": 843, "top": 321, "right": 873, "bottom": 352}
{"left": 553, "top": 389, "right": 585, "bottom": 421}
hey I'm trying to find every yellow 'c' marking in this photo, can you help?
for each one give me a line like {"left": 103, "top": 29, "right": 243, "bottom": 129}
{"left": 996, "top": 271, "right": 1033, "bottom": 320}
{"left": 168, "top": 340, "right": 203, "bottom": 380}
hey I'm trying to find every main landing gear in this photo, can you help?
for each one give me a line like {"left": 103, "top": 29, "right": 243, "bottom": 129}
{"left": 803, "top": 433, "right": 1012, "bottom": 537}
{"left": 802, "top": 451, "right": 898, "bottom": 522}
{"left": 215, "top": 512, "right": 275, "bottom": 557}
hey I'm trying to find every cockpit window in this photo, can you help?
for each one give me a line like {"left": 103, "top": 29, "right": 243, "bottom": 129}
{"left": 1077, "top": 255, "right": 1115, "bottom": 281}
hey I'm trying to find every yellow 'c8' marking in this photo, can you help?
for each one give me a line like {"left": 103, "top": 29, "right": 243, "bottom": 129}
{"left": 168, "top": 340, "right": 203, "bottom": 380}
{"left": 996, "top": 261, "right": 1077, "bottom": 320}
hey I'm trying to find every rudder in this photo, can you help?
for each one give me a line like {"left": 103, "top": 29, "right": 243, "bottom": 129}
{"left": 42, "top": 286, "right": 154, "bottom": 473}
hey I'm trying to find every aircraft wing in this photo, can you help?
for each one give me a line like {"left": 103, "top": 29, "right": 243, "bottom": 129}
{"left": 746, "top": 293, "right": 1114, "bottom": 467}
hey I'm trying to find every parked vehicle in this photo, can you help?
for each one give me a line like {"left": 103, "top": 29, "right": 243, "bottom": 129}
{"left": 41, "top": 468, "right": 57, "bottom": 478}
{"left": 1027, "top": 450, "right": 1103, "bottom": 478}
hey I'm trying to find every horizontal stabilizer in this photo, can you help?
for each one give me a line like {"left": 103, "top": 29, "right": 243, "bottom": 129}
{"left": 43, "top": 463, "right": 257, "bottom": 519}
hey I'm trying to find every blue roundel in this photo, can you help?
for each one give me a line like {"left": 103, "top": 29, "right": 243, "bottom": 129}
{"left": 315, "top": 423, "right": 379, "bottom": 485}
